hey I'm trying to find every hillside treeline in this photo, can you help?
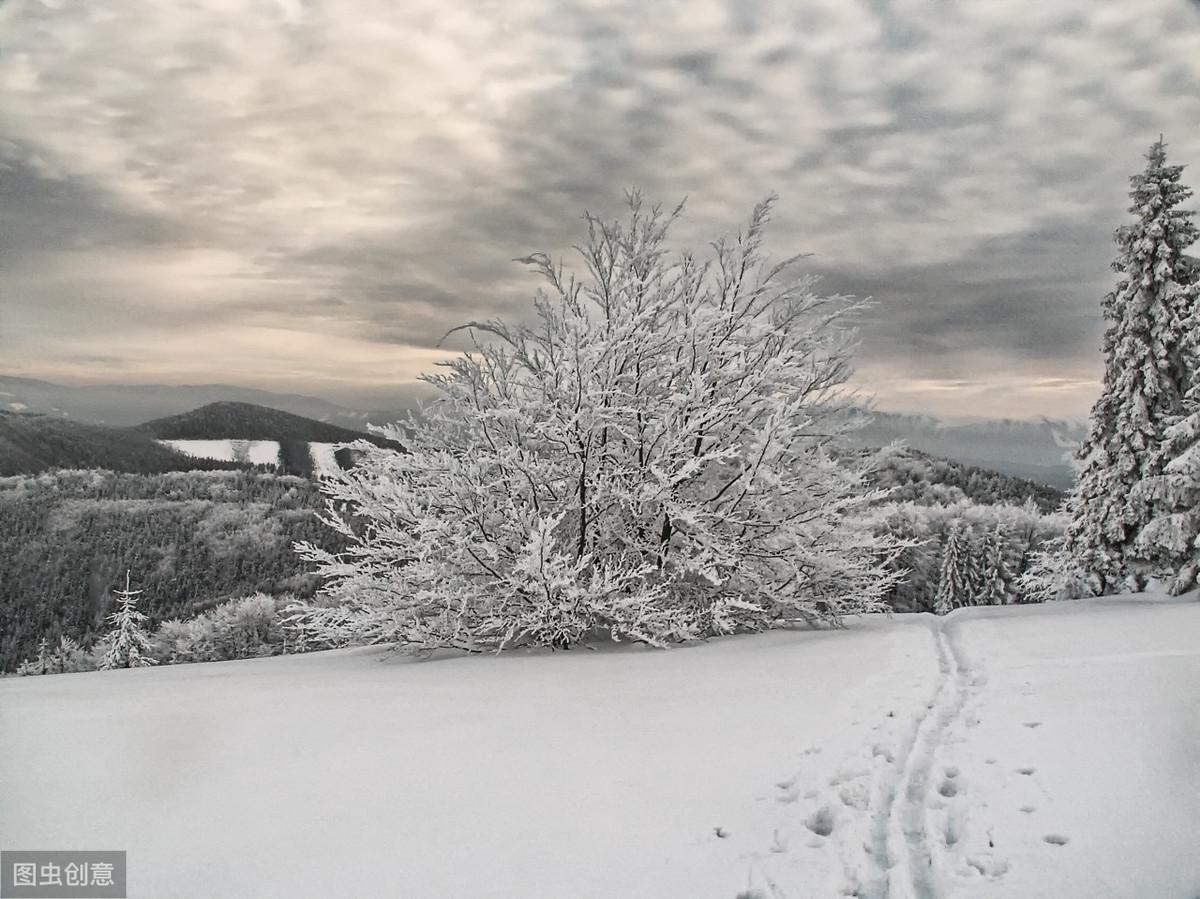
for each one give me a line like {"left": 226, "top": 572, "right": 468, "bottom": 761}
{"left": 866, "top": 447, "right": 1063, "bottom": 513}
{"left": 0, "top": 469, "right": 342, "bottom": 670}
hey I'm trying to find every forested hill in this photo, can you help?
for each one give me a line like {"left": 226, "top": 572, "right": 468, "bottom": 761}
{"left": 136, "top": 401, "right": 403, "bottom": 448}
{"left": 866, "top": 446, "right": 1064, "bottom": 513}
{"left": 0, "top": 469, "right": 340, "bottom": 671}
{"left": 0, "top": 410, "right": 247, "bottom": 476}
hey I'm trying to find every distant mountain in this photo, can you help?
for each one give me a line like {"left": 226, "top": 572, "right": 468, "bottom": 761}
{"left": 855, "top": 411, "right": 1086, "bottom": 488}
{"left": 0, "top": 410, "right": 245, "bottom": 476}
{"left": 0, "top": 373, "right": 1087, "bottom": 487}
{"left": 137, "top": 402, "right": 402, "bottom": 447}
{"left": 135, "top": 402, "right": 403, "bottom": 478}
{"left": 867, "top": 446, "right": 1064, "bottom": 512}
{"left": 0, "top": 374, "right": 408, "bottom": 430}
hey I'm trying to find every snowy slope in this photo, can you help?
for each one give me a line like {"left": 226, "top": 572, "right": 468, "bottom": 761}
{"left": 307, "top": 441, "right": 341, "bottom": 476}
{"left": 927, "top": 597, "right": 1200, "bottom": 899}
{"left": 2, "top": 599, "right": 1197, "bottom": 898}
{"left": 158, "top": 438, "right": 281, "bottom": 467}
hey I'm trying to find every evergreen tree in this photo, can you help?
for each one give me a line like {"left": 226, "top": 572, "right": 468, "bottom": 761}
{"left": 15, "top": 637, "right": 51, "bottom": 676}
{"left": 100, "top": 571, "right": 157, "bottom": 669}
{"left": 934, "top": 523, "right": 974, "bottom": 615}
{"left": 1133, "top": 381, "right": 1200, "bottom": 593}
{"left": 1062, "top": 138, "right": 1199, "bottom": 592}
{"left": 977, "top": 526, "right": 1012, "bottom": 606}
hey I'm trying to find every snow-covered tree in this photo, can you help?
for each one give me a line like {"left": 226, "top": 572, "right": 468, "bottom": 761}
{"left": 15, "top": 638, "right": 51, "bottom": 676}
{"left": 1061, "top": 138, "right": 1199, "bottom": 592}
{"left": 934, "top": 522, "right": 974, "bottom": 615}
{"left": 1015, "top": 537, "right": 1092, "bottom": 603}
{"left": 293, "top": 194, "right": 902, "bottom": 650}
{"left": 976, "top": 526, "right": 1012, "bottom": 606}
{"left": 100, "top": 572, "right": 157, "bottom": 669}
{"left": 18, "top": 634, "right": 97, "bottom": 676}
{"left": 1132, "top": 382, "right": 1200, "bottom": 593}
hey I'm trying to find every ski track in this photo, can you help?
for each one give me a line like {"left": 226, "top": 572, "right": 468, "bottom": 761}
{"left": 744, "top": 617, "right": 983, "bottom": 899}
{"left": 876, "top": 618, "right": 973, "bottom": 899}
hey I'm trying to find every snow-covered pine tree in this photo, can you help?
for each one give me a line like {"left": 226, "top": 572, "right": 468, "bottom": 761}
{"left": 15, "top": 637, "right": 51, "bottom": 676}
{"left": 977, "top": 526, "right": 1012, "bottom": 606}
{"left": 293, "top": 194, "right": 903, "bottom": 650}
{"left": 100, "top": 571, "right": 157, "bottom": 669}
{"left": 934, "top": 522, "right": 974, "bottom": 615}
{"left": 1060, "top": 138, "right": 1199, "bottom": 593}
{"left": 965, "top": 526, "right": 986, "bottom": 605}
{"left": 1132, "top": 381, "right": 1200, "bottom": 593}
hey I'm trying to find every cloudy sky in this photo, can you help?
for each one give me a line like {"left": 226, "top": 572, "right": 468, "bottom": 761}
{"left": 2, "top": 0, "right": 1199, "bottom": 420}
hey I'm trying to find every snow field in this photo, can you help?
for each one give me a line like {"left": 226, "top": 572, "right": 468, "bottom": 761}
{"left": 1, "top": 597, "right": 1198, "bottom": 898}
{"left": 158, "top": 439, "right": 281, "bottom": 467}
{"left": 0, "top": 619, "right": 937, "bottom": 899}
{"left": 307, "top": 442, "right": 341, "bottom": 476}
{"left": 928, "top": 596, "right": 1200, "bottom": 899}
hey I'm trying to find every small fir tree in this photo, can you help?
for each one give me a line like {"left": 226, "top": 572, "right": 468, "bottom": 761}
{"left": 976, "top": 526, "right": 1012, "bottom": 606}
{"left": 934, "top": 523, "right": 974, "bottom": 615}
{"left": 15, "top": 638, "right": 51, "bottom": 676}
{"left": 100, "top": 571, "right": 157, "bottom": 669}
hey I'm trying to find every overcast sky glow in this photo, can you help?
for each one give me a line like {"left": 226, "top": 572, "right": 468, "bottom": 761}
{"left": 2, "top": 0, "right": 1199, "bottom": 419}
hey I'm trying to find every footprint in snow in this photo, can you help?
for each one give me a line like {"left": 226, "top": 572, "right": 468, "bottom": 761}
{"left": 1019, "top": 804, "right": 1037, "bottom": 814}
{"left": 805, "top": 806, "right": 835, "bottom": 837}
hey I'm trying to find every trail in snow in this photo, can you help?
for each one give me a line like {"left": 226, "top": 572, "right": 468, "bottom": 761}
{"left": 742, "top": 616, "right": 978, "bottom": 899}
{"left": 878, "top": 619, "right": 974, "bottom": 899}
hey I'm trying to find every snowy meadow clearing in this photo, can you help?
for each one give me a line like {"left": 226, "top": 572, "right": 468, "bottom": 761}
{"left": 3, "top": 595, "right": 1197, "bottom": 899}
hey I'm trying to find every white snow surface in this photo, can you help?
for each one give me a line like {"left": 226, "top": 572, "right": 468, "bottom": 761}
{"left": 158, "top": 438, "right": 281, "bottom": 467}
{"left": 2, "top": 597, "right": 1198, "bottom": 898}
{"left": 307, "top": 441, "right": 342, "bottom": 476}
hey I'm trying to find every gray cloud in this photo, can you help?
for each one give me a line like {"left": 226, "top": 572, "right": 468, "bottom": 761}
{"left": 1, "top": 0, "right": 1199, "bottom": 417}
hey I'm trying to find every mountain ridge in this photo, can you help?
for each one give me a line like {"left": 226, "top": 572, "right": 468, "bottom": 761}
{"left": 136, "top": 401, "right": 403, "bottom": 448}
